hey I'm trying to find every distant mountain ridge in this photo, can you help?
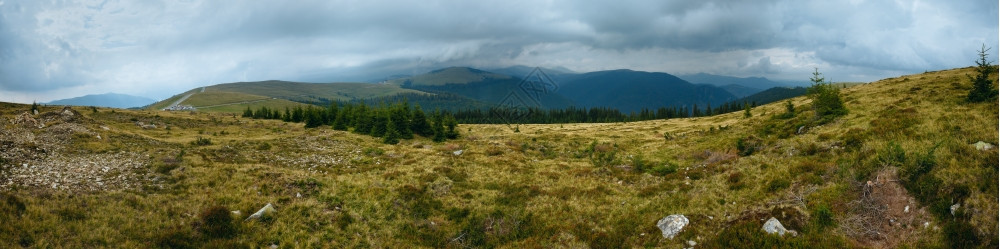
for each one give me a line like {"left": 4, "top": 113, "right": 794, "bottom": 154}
{"left": 678, "top": 73, "right": 788, "bottom": 97}
{"left": 46, "top": 93, "right": 156, "bottom": 109}
{"left": 558, "top": 69, "right": 737, "bottom": 113}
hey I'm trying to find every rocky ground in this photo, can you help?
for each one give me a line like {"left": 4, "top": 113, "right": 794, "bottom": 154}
{"left": 1, "top": 107, "right": 152, "bottom": 192}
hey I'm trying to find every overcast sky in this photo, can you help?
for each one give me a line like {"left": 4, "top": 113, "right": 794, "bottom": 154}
{"left": 0, "top": 0, "right": 996, "bottom": 103}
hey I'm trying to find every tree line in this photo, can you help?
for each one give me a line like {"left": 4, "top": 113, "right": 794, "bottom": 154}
{"left": 243, "top": 101, "right": 459, "bottom": 144}
{"left": 451, "top": 101, "right": 758, "bottom": 124}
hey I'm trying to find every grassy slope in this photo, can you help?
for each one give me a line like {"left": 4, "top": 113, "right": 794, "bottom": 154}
{"left": 146, "top": 81, "right": 426, "bottom": 113}
{"left": 0, "top": 67, "right": 996, "bottom": 248}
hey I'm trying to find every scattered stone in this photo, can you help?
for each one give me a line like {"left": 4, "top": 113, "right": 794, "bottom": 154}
{"left": 232, "top": 210, "right": 241, "bottom": 215}
{"left": 100, "top": 126, "right": 110, "bottom": 131}
{"left": 142, "top": 124, "right": 157, "bottom": 129}
{"left": 974, "top": 141, "right": 994, "bottom": 151}
{"left": 453, "top": 150, "right": 463, "bottom": 156}
{"left": 950, "top": 203, "right": 960, "bottom": 216}
{"left": 904, "top": 205, "right": 909, "bottom": 213}
{"left": 296, "top": 192, "right": 302, "bottom": 198}
{"left": 796, "top": 126, "right": 806, "bottom": 134}
{"left": 33, "top": 109, "right": 39, "bottom": 115}
{"left": 245, "top": 203, "right": 276, "bottom": 221}
{"left": 656, "top": 214, "right": 689, "bottom": 239}
{"left": 923, "top": 222, "right": 930, "bottom": 229}
{"left": 762, "top": 217, "right": 789, "bottom": 236}
{"left": 687, "top": 240, "right": 697, "bottom": 246}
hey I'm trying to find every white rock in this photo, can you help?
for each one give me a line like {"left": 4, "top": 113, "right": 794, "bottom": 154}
{"left": 245, "top": 203, "right": 277, "bottom": 221}
{"left": 974, "top": 141, "right": 995, "bottom": 151}
{"left": 296, "top": 192, "right": 302, "bottom": 198}
{"left": 904, "top": 205, "right": 910, "bottom": 213}
{"left": 232, "top": 210, "right": 241, "bottom": 215}
{"left": 923, "top": 222, "right": 930, "bottom": 229}
{"left": 656, "top": 214, "right": 689, "bottom": 239}
{"left": 453, "top": 150, "right": 463, "bottom": 156}
{"left": 762, "top": 217, "right": 788, "bottom": 236}
{"left": 687, "top": 240, "right": 697, "bottom": 246}
{"left": 950, "top": 203, "right": 960, "bottom": 215}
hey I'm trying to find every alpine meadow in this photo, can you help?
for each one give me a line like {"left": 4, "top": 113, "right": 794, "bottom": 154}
{"left": 0, "top": 1, "right": 998, "bottom": 248}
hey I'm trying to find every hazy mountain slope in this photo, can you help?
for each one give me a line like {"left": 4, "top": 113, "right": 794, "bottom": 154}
{"left": 720, "top": 84, "right": 763, "bottom": 98}
{"left": 739, "top": 86, "right": 809, "bottom": 106}
{"left": 679, "top": 73, "right": 788, "bottom": 91}
{"left": 558, "top": 69, "right": 737, "bottom": 112}
{"left": 386, "top": 67, "right": 514, "bottom": 86}
{"left": 390, "top": 67, "right": 574, "bottom": 109}
{"left": 46, "top": 93, "right": 156, "bottom": 109}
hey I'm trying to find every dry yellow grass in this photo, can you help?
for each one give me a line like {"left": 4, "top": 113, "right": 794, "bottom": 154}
{"left": 0, "top": 67, "right": 996, "bottom": 248}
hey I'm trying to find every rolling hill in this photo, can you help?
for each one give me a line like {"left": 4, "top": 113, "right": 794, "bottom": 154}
{"left": 46, "top": 93, "right": 156, "bottom": 109}
{"left": 147, "top": 80, "right": 429, "bottom": 112}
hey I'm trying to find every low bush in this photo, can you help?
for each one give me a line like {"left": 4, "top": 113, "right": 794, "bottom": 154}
{"left": 737, "top": 136, "right": 762, "bottom": 156}
{"left": 191, "top": 136, "right": 212, "bottom": 146}
{"left": 767, "top": 178, "right": 791, "bottom": 193}
{"left": 198, "top": 205, "right": 236, "bottom": 239}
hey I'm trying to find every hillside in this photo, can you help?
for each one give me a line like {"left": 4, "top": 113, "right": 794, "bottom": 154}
{"left": 386, "top": 67, "right": 514, "bottom": 86}
{"left": 146, "top": 81, "right": 427, "bottom": 112}
{"left": 46, "top": 93, "right": 156, "bottom": 109}
{"left": 0, "top": 67, "right": 996, "bottom": 248}
{"left": 559, "top": 69, "right": 737, "bottom": 112}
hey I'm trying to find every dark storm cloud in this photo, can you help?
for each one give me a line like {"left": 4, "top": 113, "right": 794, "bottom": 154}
{"left": 0, "top": 0, "right": 996, "bottom": 103}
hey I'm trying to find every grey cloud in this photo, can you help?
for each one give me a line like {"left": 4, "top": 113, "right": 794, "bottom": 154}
{"left": 0, "top": 0, "right": 996, "bottom": 103}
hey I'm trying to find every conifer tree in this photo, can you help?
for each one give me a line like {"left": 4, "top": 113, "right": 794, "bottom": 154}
{"left": 410, "top": 104, "right": 433, "bottom": 137}
{"left": 327, "top": 103, "right": 339, "bottom": 125}
{"left": 432, "top": 109, "right": 446, "bottom": 142}
{"left": 304, "top": 106, "right": 324, "bottom": 128}
{"left": 333, "top": 109, "right": 348, "bottom": 131}
{"left": 370, "top": 110, "right": 387, "bottom": 137}
{"left": 808, "top": 68, "right": 847, "bottom": 123}
{"left": 391, "top": 103, "right": 413, "bottom": 139}
{"left": 31, "top": 101, "right": 39, "bottom": 114}
{"left": 291, "top": 106, "right": 304, "bottom": 123}
{"left": 967, "top": 44, "right": 996, "bottom": 102}
{"left": 242, "top": 106, "right": 253, "bottom": 118}
{"left": 743, "top": 102, "right": 752, "bottom": 118}
{"left": 383, "top": 118, "right": 401, "bottom": 145}
{"left": 443, "top": 113, "right": 459, "bottom": 139}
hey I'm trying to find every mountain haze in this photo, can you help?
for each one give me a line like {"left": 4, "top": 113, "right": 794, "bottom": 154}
{"left": 559, "top": 69, "right": 737, "bottom": 112}
{"left": 46, "top": 93, "right": 156, "bottom": 109}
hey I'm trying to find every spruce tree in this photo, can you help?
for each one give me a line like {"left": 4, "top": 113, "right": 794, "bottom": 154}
{"left": 333, "top": 110, "right": 348, "bottom": 131}
{"left": 383, "top": 119, "right": 401, "bottom": 145}
{"left": 432, "top": 110, "right": 446, "bottom": 142}
{"left": 967, "top": 44, "right": 996, "bottom": 102}
{"left": 242, "top": 106, "right": 253, "bottom": 118}
{"left": 304, "top": 106, "right": 324, "bottom": 128}
{"left": 808, "top": 68, "right": 847, "bottom": 123}
{"left": 743, "top": 102, "right": 752, "bottom": 118}
{"left": 391, "top": 103, "right": 414, "bottom": 139}
{"left": 370, "top": 111, "right": 387, "bottom": 137}
{"left": 410, "top": 104, "right": 433, "bottom": 137}
{"left": 443, "top": 113, "right": 459, "bottom": 139}
{"left": 283, "top": 108, "right": 292, "bottom": 122}
{"left": 327, "top": 103, "right": 339, "bottom": 125}
{"left": 291, "top": 106, "right": 304, "bottom": 123}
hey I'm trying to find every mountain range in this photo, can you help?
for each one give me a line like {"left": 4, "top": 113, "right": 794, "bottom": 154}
{"left": 128, "top": 66, "right": 810, "bottom": 114}
{"left": 46, "top": 93, "right": 156, "bottom": 109}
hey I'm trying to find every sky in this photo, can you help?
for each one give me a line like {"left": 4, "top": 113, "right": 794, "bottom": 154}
{"left": 0, "top": 0, "right": 997, "bottom": 103}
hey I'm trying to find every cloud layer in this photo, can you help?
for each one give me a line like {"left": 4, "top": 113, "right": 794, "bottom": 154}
{"left": 1, "top": 0, "right": 996, "bottom": 102}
